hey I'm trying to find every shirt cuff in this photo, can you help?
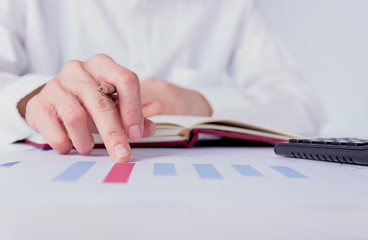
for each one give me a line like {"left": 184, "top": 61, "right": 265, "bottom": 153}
{"left": 0, "top": 73, "right": 52, "bottom": 144}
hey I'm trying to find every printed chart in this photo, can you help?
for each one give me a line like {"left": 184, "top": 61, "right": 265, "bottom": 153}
{"left": 2, "top": 160, "right": 307, "bottom": 183}
{"left": 0, "top": 144, "right": 367, "bottom": 207}
{"left": 1, "top": 144, "right": 368, "bottom": 240}
{"left": 0, "top": 148, "right": 311, "bottom": 186}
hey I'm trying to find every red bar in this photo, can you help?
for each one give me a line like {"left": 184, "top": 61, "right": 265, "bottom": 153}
{"left": 103, "top": 163, "right": 135, "bottom": 183}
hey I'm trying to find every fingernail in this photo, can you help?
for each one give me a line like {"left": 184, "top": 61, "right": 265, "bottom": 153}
{"left": 113, "top": 144, "right": 129, "bottom": 161}
{"left": 129, "top": 124, "right": 142, "bottom": 141}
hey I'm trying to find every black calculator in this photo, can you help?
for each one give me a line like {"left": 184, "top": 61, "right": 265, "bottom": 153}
{"left": 274, "top": 138, "right": 368, "bottom": 166}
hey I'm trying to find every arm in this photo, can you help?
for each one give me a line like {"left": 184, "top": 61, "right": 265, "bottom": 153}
{"left": 0, "top": 0, "right": 51, "bottom": 144}
{"left": 140, "top": 78, "right": 213, "bottom": 117}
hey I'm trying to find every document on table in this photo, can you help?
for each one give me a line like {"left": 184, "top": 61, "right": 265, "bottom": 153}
{"left": 1, "top": 143, "right": 368, "bottom": 240}
{"left": 0, "top": 143, "right": 368, "bottom": 208}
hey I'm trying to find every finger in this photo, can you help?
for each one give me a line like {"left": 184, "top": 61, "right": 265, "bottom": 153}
{"left": 55, "top": 95, "right": 94, "bottom": 155}
{"left": 115, "top": 103, "right": 155, "bottom": 138}
{"left": 81, "top": 87, "right": 131, "bottom": 162}
{"left": 142, "top": 118, "right": 156, "bottom": 138}
{"left": 59, "top": 59, "right": 131, "bottom": 162}
{"left": 75, "top": 79, "right": 131, "bottom": 162}
{"left": 84, "top": 54, "right": 144, "bottom": 141}
{"left": 26, "top": 96, "right": 72, "bottom": 154}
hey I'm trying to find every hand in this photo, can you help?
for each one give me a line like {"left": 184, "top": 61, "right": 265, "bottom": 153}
{"left": 20, "top": 54, "right": 155, "bottom": 162}
{"left": 140, "top": 78, "right": 213, "bottom": 117}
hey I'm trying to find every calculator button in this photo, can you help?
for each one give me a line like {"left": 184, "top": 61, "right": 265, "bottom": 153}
{"left": 346, "top": 142, "right": 358, "bottom": 146}
{"left": 311, "top": 140, "right": 325, "bottom": 144}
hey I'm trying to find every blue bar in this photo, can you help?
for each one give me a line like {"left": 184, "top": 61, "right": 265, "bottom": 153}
{"left": 193, "top": 164, "right": 223, "bottom": 179}
{"left": 54, "top": 161, "right": 95, "bottom": 182}
{"left": 270, "top": 166, "right": 307, "bottom": 178}
{"left": 26, "top": 148, "right": 39, "bottom": 151}
{"left": 232, "top": 164, "right": 263, "bottom": 177}
{"left": 0, "top": 162, "right": 20, "bottom": 167}
{"left": 154, "top": 163, "right": 176, "bottom": 176}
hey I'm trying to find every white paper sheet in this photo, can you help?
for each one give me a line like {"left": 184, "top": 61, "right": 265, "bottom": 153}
{"left": 0, "top": 143, "right": 367, "bottom": 240}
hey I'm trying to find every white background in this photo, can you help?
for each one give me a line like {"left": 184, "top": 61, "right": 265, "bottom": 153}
{"left": 259, "top": 0, "right": 368, "bottom": 137}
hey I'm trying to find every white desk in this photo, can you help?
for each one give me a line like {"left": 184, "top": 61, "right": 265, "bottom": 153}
{"left": 0, "top": 143, "right": 367, "bottom": 240}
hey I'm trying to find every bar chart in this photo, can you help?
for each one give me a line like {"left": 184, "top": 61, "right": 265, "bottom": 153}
{"left": 1, "top": 159, "right": 308, "bottom": 183}
{"left": 1, "top": 145, "right": 368, "bottom": 240}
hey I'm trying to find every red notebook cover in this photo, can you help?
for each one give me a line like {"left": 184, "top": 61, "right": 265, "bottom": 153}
{"left": 24, "top": 128, "right": 287, "bottom": 150}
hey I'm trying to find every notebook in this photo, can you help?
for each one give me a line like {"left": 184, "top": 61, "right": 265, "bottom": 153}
{"left": 25, "top": 115, "right": 300, "bottom": 149}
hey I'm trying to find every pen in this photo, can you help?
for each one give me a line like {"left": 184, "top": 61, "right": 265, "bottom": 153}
{"left": 97, "top": 84, "right": 117, "bottom": 96}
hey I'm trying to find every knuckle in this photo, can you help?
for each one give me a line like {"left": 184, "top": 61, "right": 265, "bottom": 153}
{"left": 44, "top": 78, "right": 59, "bottom": 88}
{"left": 61, "top": 61, "right": 91, "bottom": 84}
{"left": 61, "top": 106, "right": 85, "bottom": 127}
{"left": 124, "top": 108, "right": 143, "bottom": 120}
{"left": 119, "top": 71, "right": 139, "bottom": 86}
{"left": 89, "top": 53, "right": 113, "bottom": 63}
{"left": 60, "top": 60, "right": 88, "bottom": 86}
{"left": 44, "top": 103, "right": 58, "bottom": 119}
{"left": 26, "top": 97, "right": 54, "bottom": 128}
{"left": 94, "top": 96, "right": 116, "bottom": 112}
{"left": 104, "top": 129, "right": 124, "bottom": 141}
{"left": 64, "top": 59, "right": 83, "bottom": 71}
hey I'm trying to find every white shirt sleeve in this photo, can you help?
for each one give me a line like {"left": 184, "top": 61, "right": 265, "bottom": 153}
{"left": 0, "top": 0, "right": 324, "bottom": 144}
{"left": 192, "top": 3, "right": 325, "bottom": 136}
{"left": 0, "top": 0, "right": 52, "bottom": 144}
